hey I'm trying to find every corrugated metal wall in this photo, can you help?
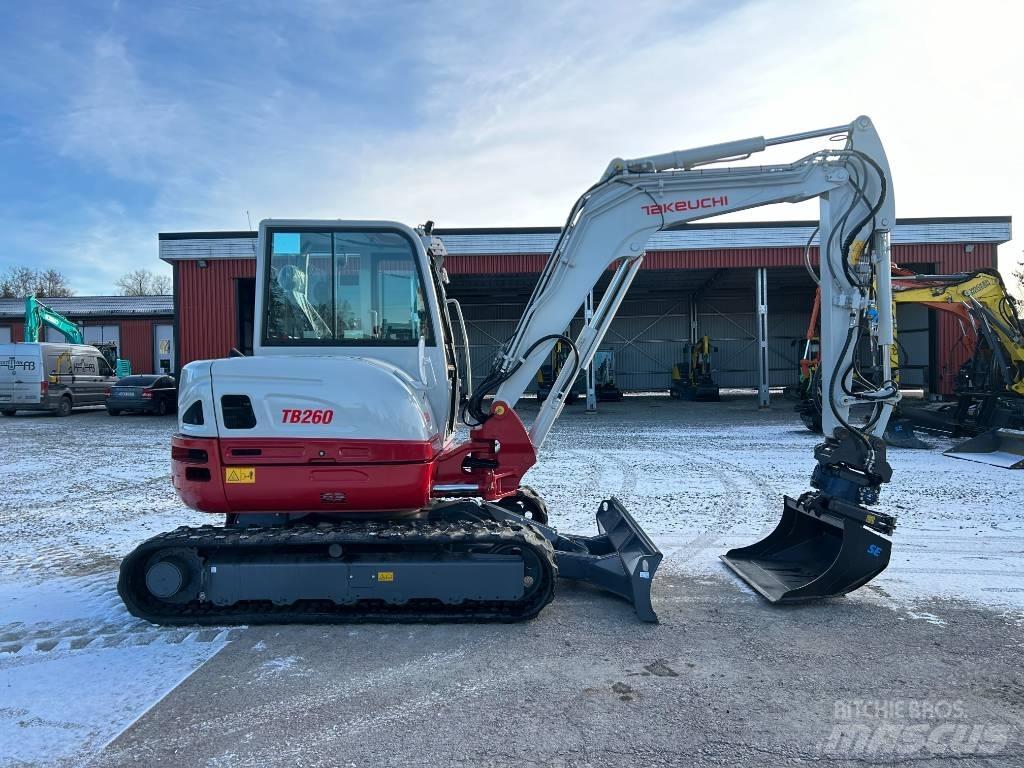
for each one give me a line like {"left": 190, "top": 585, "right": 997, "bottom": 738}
{"left": 600, "top": 295, "right": 693, "bottom": 390}
{"left": 460, "top": 294, "right": 696, "bottom": 392}
{"left": 170, "top": 242, "right": 999, "bottom": 394}
{"left": 177, "top": 258, "right": 256, "bottom": 364}
{"left": 443, "top": 243, "right": 986, "bottom": 276}
{"left": 460, "top": 289, "right": 814, "bottom": 391}
{"left": 118, "top": 319, "right": 155, "bottom": 374}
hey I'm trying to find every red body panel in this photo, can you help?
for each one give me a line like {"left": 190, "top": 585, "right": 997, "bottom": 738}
{"left": 171, "top": 403, "right": 537, "bottom": 516}
{"left": 432, "top": 402, "right": 537, "bottom": 500}
{"left": 172, "top": 434, "right": 439, "bottom": 514}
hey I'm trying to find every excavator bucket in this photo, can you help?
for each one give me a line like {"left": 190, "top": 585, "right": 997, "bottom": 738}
{"left": 883, "top": 417, "right": 928, "bottom": 450}
{"left": 944, "top": 429, "right": 1024, "bottom": 469}
{"left": 721, "top": 495, "right": 893, "bottom": 603}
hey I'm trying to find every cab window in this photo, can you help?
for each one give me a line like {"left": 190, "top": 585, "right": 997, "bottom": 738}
{"left": 97, "top": 356, "right": 114, "bottom": 376}
{"left": 263, "top": 229, "right": 433, "bottom": 346}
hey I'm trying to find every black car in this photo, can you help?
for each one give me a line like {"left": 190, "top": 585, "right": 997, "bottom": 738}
{"left": 106, "top": 375, "right": 177, "bottom": 416}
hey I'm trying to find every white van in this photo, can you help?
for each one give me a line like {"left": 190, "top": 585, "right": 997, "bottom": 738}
{"left": 0, "top": 343, "right": 120, "bottom": 417}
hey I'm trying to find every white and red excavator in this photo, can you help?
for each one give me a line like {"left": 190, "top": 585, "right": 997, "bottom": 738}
{"left": 120, "top": 115, "right": 902, "bottom": 623}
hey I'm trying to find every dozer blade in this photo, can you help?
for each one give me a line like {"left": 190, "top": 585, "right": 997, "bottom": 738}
{"left": 721, "top": 495, "right": 892, "bottom": 603}
{"left": 944, "top": 428, "right": 1024, "bottom": 469}
{"left": 553, "top": 497, "right": 663, "bottom": 622}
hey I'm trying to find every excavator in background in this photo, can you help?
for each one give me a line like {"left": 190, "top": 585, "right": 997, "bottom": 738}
{"left": 786, "top": 289, "right": 824, "bottom": 403}
{"left": 669, "top": 335, "right": 720, "bottom": 401}
{"left": 535, "top": 342, "right": 623, "bottom": 403}
{"left": 119, "top": 115, "right": 903, "bottom": 623}
{"left": 890, "top": 270, "right": 1024, "bottom": 467}
{"left": 24, "top": 296, "right": 131, "bottom": 377}
{"left": 535, "top": 339, "right": 583, "bottom": 404}
{"left": 795, "top": 270, "right": 1024, "bottom": 465}
{"left": 792, "top": 269, "right": 926, "bottom": 448}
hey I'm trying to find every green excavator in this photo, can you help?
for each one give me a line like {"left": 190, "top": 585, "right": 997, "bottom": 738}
{"left": 23, "top": 296, "right": 131, "bottom": 377}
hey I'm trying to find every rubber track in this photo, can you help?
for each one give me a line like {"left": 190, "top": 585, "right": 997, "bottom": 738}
{"left": 118, "top": 519, "right": 556, "bottom": 625}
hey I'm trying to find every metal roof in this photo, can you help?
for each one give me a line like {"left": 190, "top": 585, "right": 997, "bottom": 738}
{"left": 0, "top": 295, "right": 174, "bottom": 320}
{"left": 159, "top": 217, "right": 1011, "bottom": 261}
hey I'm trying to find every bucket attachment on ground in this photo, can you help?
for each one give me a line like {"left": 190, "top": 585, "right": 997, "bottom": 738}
{"left": 944, "top": 428, "right": 1024, "bottom": 469}
{"left": 721, "top": 427, "right": 897, "bottom": 603}
{"left": 721, "top": 495, "right": 894, "bottom": 602}
{"left": 883, "top": 417, "right": 929, "bottom": 449}
{"left": 552, "top": 497, "right": 663, "bottom": 622}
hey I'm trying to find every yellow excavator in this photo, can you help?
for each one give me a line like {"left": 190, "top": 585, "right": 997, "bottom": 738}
{"left": 891, "top": 269, "right": 1024, "bottom": 467}
{"left": 798, "top": 269, "right": 1024, "bottom": 465}
{"left": 669, "top": 335, "right": 720, "bottom": 401}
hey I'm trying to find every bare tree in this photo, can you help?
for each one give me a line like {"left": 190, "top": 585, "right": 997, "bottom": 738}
{"left": 0, "top": 267, "right": 36, "bottom": 298}
{"left": 151, "top": 273, "right": 172, "bottom": 294}
{"left": 0, "top": 266, "right": 75, "bottom": 298}
{"left": 36, "top": 269, "right": 75, "bottom": 297}
{"left": 116, "top": 269, "right": 172, "bottom": 296}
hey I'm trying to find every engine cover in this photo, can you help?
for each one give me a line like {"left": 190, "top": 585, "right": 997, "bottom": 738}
{"left": 173, "top": 355, "right": 444, "bottom": 514}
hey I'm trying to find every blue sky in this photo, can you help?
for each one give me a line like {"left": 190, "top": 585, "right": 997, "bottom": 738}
{"left": 0, "top": 0, "right": 1021, "bottom": 295}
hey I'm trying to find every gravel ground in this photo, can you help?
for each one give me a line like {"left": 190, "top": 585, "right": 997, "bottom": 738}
{"left": 1, "top": 397, "right": 1023, "bottom": 767}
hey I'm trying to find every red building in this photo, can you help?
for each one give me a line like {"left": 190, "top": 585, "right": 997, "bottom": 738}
{"left": 0, "top": 295, "right": 175, "bottom": 375}
{"left": 159, "top": 217, "right": 1011, "bottom": 395}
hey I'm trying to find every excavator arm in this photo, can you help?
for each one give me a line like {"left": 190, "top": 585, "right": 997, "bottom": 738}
{"left": 452, "top": 116, "right": 902, "bottom": 604}
{"left": 468, "top": 117, "right": 898, "bottom": 449}
{"left": 24, "top": 296, "right": 85, "bottom": 344}
{"left": 120, "top": 116, "right": 907, "bottom": 628}
{"left": 893, "top": 270, "right": 1024, "bottom": 396}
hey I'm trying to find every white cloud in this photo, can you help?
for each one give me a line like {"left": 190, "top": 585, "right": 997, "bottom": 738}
{"left": 13, "top": 0, "right": 1024, "bottom": 295}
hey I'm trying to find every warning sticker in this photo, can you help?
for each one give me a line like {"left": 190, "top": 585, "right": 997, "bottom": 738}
{"left": 377, "top": 571, "right": 394, "bottom": 583}
{"left": 225, "top": 467, "right": 256, "bottom": 484}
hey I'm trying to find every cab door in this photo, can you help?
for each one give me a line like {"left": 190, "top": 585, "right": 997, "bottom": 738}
{"left": 68, "top": 353, "right": 93, "bottom": 404}
{"left": 95, "top": 354, "right": 119, "bottom": 403}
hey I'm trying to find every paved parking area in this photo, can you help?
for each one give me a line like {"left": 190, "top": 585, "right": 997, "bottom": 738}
{"left": 1, "top": 398, "right": 1023, "bottom": 767}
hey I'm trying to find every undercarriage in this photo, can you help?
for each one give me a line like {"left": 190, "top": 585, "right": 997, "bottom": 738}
{"left": 119, "top": 497, "right": 662, "bottom": 625}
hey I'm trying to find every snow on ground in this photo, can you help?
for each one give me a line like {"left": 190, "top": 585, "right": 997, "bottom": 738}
{"left": 1, "top": 395, "right": 1022, "bottom": 765}
{"left": 526, "top": 395, "right": 1024, "bottom": 612}
{"left": 0, "top": 411, "right": 232, "bottom": 768}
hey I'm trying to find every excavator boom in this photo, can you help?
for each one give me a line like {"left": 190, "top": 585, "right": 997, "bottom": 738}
{"left": 24, "top": 296, "right": 85, "bottom": 344}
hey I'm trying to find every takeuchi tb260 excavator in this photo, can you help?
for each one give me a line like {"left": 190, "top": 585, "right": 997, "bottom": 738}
{"left": 120, "top": 115, "right": 903, "bottom": 622}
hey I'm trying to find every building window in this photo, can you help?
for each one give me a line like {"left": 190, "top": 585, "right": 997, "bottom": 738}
{"left": 43, "top": 323, "right": 121, "bottom": 347}
{"left": 0, "top": 326, "right": 11, "bottom": 344}
{"left": 81, "top": 324, "right": 121, "bottom": 347}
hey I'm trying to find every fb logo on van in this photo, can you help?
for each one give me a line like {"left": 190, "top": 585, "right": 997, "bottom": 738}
{"left": 0, "top": 357, "right": 35, "bottom": 372}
